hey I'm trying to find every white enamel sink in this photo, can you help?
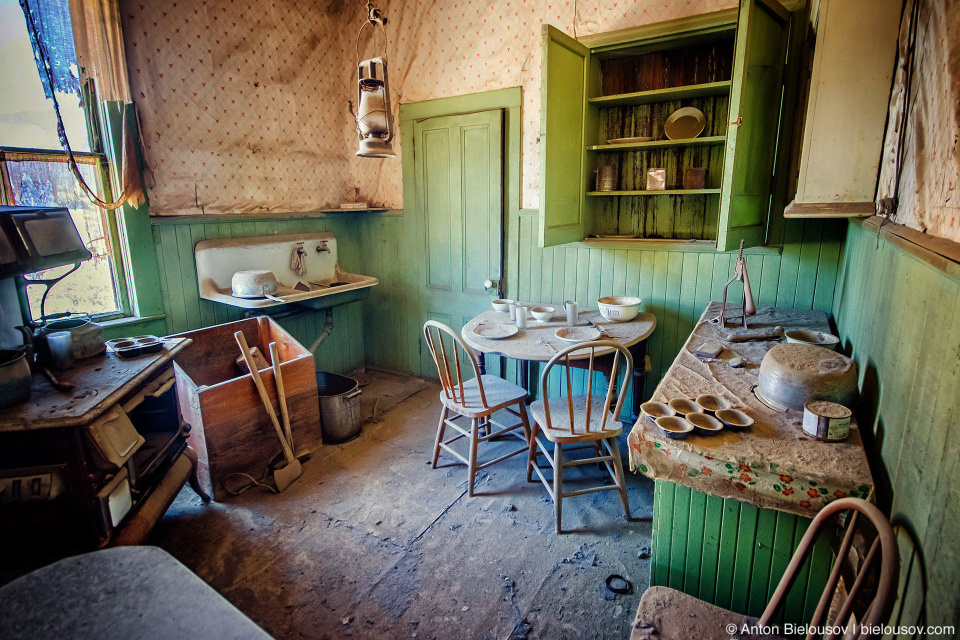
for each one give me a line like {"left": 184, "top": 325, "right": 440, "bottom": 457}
{"left": 195, "top": 232, "right": 378, "bottom": 309}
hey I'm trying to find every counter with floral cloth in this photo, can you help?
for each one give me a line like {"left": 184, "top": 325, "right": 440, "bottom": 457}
{"left": 628, "top": 303, "right": 874, "bottom": 518}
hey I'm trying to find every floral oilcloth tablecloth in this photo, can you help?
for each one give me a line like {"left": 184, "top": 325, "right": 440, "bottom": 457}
{"left": 628, "top": 304, "right": 874, "bottom": 518}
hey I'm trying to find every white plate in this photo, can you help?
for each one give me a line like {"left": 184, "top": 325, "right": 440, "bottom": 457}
{"left": 473, "top": 325, "right": 519, "bottom": 340}
{"left": 607, "top": 136, "right": 654, "bottom": 144}
{"left": 555, "top": 327, "right": 602, "bottom": 343}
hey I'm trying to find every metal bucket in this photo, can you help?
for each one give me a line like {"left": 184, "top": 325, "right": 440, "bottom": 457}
{"left": 316, "top": 372, "right": 362, "bottom": 443}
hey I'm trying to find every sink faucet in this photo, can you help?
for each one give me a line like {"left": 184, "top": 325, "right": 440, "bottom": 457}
{"left": 316, "top": 241, "right": 330, "bottom": 253}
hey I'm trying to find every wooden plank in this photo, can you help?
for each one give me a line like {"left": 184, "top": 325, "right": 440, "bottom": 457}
{"left": 684, "top": 486, "right": 707, "bottom": 594}
{"left": 587, "top": 137, "right": 726, "bottom": 152}
{"left": 586, "top": 189, "right": 722, "bottom": 196}
{"left": 768, "top": 510, "right": 800, "bottom": 624}
{"left": 783, "top": 201, "right": 875, "bottom": 218}
{"left": 652, "top": 480, "right": 676, "bottom": 586}
{"left": 730, "top": 502, "right": 759, "bottom": 614}
{"left": 668, "top": 483, "right": 691, "bottom": 590}
{"left": 794, "top": 220, "right": 824, "bottom": 308}
{"left": 714, "top": 497, "right": 742, "bottom": 609}
{"left": 698, "top": 494, "right": 724, "bottom": 603}
{"left": 748, "top": 507, "right": 778, "bottom": 616}
{"left": 588, "top": 81, "right": 732, "bottom": 106}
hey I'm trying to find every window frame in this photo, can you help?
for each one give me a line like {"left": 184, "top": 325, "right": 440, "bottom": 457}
{"left": 0, "top": 139, "right": 134, "bottom": 322}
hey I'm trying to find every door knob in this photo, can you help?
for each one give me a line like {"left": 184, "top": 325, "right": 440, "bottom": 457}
{"left": 483, "top": 279, "right": 498, "bottom": 292}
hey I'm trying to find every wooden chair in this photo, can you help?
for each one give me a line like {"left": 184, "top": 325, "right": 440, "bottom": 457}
{"left": 527, "top": 340, "right": 633, "bottom": 533}
{"left": 631, "top": 498, "right": 899, "bottom": 640}
{"left": 422, "top": 321, "right": 532, "bottom": 497}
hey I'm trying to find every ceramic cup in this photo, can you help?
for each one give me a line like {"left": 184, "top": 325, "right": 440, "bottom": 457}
{"left": 47, "top": 331, "right": 74, "bottom": 370}
{"left": 515, "top": 306, "right": 528, "bottom": 329}
{"left": 565, "top": 301, "right": 579, "bottom": 326}
{"left": 508, "top": 302, "right": 518, "bottom": 321}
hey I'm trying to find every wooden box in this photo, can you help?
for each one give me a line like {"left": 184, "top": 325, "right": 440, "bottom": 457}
{"left": 170, "top": 317, "right": 320, "bottom": 500}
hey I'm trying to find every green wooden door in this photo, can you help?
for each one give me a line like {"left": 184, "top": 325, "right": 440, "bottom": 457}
{"left": 414, "top": 110, "right": 504, "bottom": 376}
{"left": 717, "top": 0, "right": 790, "bottom": 252}
{"left": 539, "top": 25, "right": 590, "bottom": 248}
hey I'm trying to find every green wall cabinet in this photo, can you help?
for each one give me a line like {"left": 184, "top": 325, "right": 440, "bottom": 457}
{"left": 539, "top": 0, "right": 790, "bottom": 251}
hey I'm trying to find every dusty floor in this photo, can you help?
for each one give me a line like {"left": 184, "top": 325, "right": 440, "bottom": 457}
{"left": 151, "top": 370, "right": 655, "bottom": 640}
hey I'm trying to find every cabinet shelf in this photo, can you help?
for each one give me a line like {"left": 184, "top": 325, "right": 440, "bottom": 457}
{"left": 588, "top": 135, "right": 726, "bottom": 152}
{"left": 586, "top": 189, "right": 721, "bottom": 196}
{"left": 588, "top": 80, "right": 732, "bottom": 107}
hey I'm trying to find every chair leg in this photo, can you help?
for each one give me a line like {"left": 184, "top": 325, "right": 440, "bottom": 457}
{"left": 554, "top": 441, "right": 564, "bottom": 534}
{"left": 467, "top": 418, "right": 480, "bottom": 497}
{"left": 608, "top": 436, "right": 631, "bottom": 520}
{"left": 431, "top": 407, "right": 448, "bottom": 469}
{"left": 526, "top": 422, "right": 539, "bottom": 483}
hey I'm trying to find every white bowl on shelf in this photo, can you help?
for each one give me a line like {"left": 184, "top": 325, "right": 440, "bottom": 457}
{"left": 597, "top": 296, "right": 642, "bottom": 322}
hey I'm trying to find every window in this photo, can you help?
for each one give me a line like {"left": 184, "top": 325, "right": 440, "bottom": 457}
{"left": 0, "top": 0, "right": 128, "bottom": 322}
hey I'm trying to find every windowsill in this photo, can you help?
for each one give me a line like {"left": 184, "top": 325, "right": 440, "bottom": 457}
{"left": 99, "top": 313, "right": 167, "bottom": 329}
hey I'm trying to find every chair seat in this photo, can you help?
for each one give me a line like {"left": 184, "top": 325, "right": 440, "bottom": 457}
{"left": 529, "top": 395, "right": 622, "bottom": 442}
{"left": 631, "top": 587, "right": 789, "bottom": 640}
{"left": 440, "top": 374, "right": 527, "bottom": 417}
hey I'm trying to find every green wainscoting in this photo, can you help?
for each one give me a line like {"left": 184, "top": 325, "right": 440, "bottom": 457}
{"left": 833, "top": 220, "right": 960, "bottom": 629}
{"left": 358, "top": 212, "right": 848, "bottom": 415}
{"left": 651, "top": 481, "right": 833, "bottom": 625}
{"left": 147, "top": 216, "right": 366, "bottom": 375}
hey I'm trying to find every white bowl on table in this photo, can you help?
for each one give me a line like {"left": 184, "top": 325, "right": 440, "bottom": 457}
{"left": 597, "top": 296, "right": 642, "bottom": 322}
{"left": 530, "top": 306, "right": 556, "bottom": 322}
{"left": 491, "top": 299, "right": 514, "bottom": 313}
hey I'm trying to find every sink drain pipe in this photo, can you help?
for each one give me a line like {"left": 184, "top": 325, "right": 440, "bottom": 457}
{"left": 308, "top": 309, "right": 335, "bottom": 354}
{"left": 241, "top": 306, "right": 334, "bottom": 354}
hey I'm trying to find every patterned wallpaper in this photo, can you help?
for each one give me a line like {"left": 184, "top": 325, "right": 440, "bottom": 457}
{"left": 877, "top": 0, "right": 960, "bottom": 244}
{"left": 122, "top": 0, "right": 735, "bottom": 215}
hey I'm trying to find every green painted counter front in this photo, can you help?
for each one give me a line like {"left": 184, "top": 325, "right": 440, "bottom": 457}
{"left": 651, "top": 480, "right": 833, "bottom": 624}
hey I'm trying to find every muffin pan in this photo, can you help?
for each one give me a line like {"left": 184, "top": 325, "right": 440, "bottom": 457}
{"left": 107, "top": 335, "right": 165, "bottom": 358}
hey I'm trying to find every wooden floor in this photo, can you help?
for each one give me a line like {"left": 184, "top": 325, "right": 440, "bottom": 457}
{"left": 151, "top": 370, "right": 655, "bottom": 640}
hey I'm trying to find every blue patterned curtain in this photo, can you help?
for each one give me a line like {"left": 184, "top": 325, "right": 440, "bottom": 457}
{"left": 20, "top": 0, "right": 81, "bottom": 100}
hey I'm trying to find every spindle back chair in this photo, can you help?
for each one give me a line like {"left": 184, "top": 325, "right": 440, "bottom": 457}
{"left": 422, "top": 321, "right": 532, "bottom": 497}
{"left": 527, "top": 340, "right": 633, "bottom": 533}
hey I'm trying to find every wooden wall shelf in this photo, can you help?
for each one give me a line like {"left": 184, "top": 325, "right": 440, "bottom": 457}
{"left": 588, "top": 80, "right": 732, "bottom": 106}
{"left": 588, "top": 136, "right": 726, "bottom": 152}
{"left": 587, "top": 189, "right": 721, "bottom": 196}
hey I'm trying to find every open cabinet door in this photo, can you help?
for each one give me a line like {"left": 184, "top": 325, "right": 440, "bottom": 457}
{"left": 716, "top": 0, "right": 790, "bottom": 251}
{"left": 539, "top": 25, "right": 590, "bottom": 248}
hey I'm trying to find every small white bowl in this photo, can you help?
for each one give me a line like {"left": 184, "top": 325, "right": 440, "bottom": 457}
{"left": 530, "top": 306, "right": 556, "bottom": 322}
{"left": 655, "top": 416, "right": 694, "bottom": 440}
{"left": 492, "top": 299, "right": 514, "bottom": 313}
{"left": 669, "top": 398, "right": 704, "bottom": 416}
{"left": 231, "top": 270, "right": 279, "bottom": 298}
{"left": 640, "top": 401, "right": 674, "bottom": 422}
{"left": 688, "top": 412, "right": 724, "bottom": 436}
{"left": 784, "top": 330, "right": 840, "bottom": 350}
{"left": 597, "top": 296, "right": 642, "bottom": 322}
{"left": 695, "top": 394, "right": 732, "bottom": 414}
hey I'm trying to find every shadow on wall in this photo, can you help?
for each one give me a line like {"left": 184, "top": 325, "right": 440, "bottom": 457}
{"left": 889, "top": 514, "right": 929, "bottom": 637}
{"left": 855, "top": 357, "right": 893, "bottom": 515}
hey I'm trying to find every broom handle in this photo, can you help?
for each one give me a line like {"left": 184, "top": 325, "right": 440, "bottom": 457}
{"left": 268, "top": 341, "right": 295, "bottom": 452}
{"left": 234, "top": 331, "right": 295, "bottom": 464}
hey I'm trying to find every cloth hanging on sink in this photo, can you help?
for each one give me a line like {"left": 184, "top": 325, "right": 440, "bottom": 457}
{"left": 291, "top": 243, "right": 307, "bottom": 277}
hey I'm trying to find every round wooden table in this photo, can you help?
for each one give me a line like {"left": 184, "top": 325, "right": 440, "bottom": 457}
{"left": 462, "top": 308, "right": 656, "bottom": 417}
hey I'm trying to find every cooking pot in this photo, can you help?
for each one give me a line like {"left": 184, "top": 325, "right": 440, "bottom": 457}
{"left": 18, "top": 318, "right": 105, "bottom": 365}
{"left": 756, "top": 343, "right": 858, "bottom": 412}
{"left": 232, "top": 270, "right": 279, "bottom": 298}
{"left": 0, "top": 349, "right": 32, "bottom": 409}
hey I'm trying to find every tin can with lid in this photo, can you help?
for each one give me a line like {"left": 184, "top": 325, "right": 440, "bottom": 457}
{"left": 802, "top": 400, "right": 852, "bottom": 441}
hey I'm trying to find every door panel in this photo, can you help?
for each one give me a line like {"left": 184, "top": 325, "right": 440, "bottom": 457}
{"left": 539, "top": 25, "right": 590, "bottom": 248}
{"left": 716, "top": 0, "right": 789, "bottom": 251}
{"left": 415, "top": 110, "right": 504, "bottom": 378}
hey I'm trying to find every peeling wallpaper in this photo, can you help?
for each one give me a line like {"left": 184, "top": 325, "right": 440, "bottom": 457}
{"left": 122, "top": 0, "right": 735, "bottom": 215}
{"left": 877, "top": 0, "right": 960, "bottom": 244}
